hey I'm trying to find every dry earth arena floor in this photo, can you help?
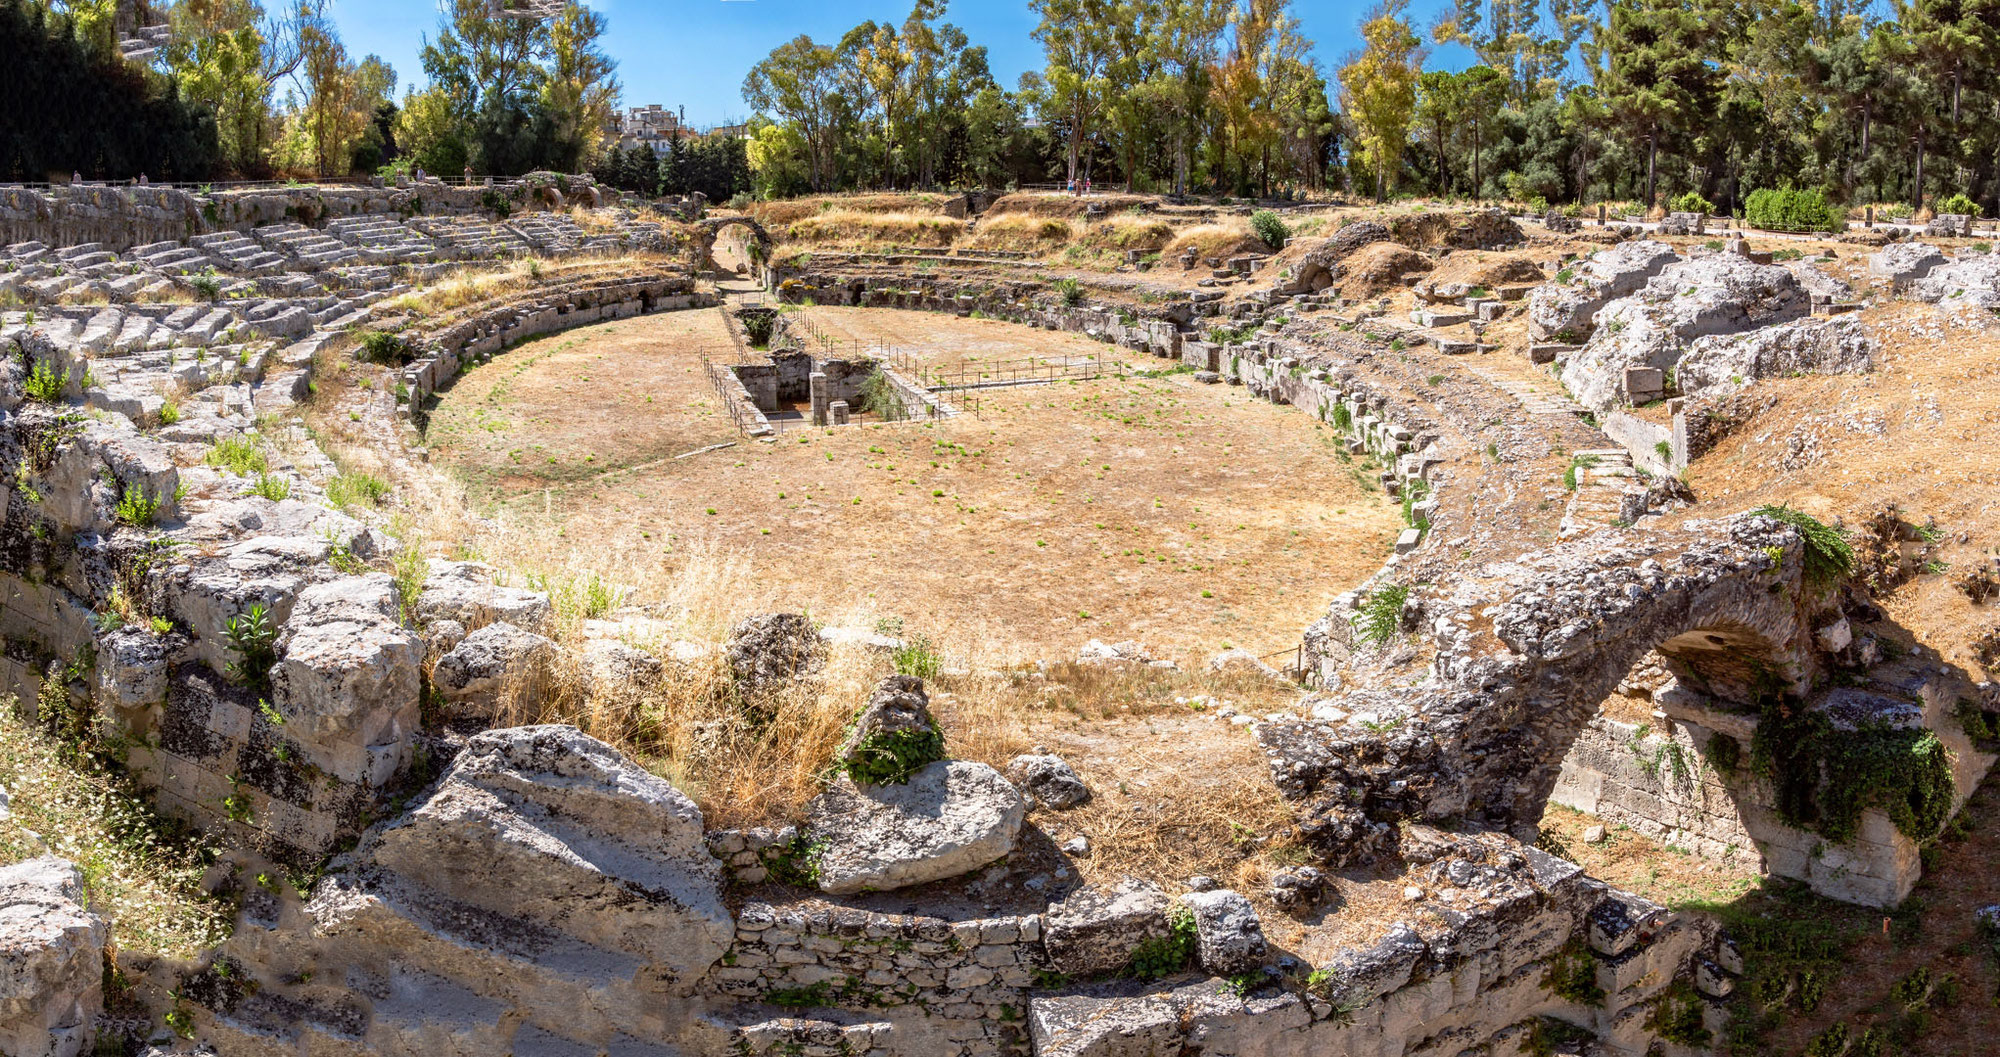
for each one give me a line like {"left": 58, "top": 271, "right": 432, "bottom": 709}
{"left": 423, "top": 305, "right": 1403, "bottom": 662}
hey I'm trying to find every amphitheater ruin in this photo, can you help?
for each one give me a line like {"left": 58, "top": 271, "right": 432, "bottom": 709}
{"left": 1, "top": 174, "right": 1997, "bottom": 1057}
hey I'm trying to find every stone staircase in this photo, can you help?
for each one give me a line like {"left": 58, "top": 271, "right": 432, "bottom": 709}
{"left": 126, "top": 241, "right": 216, "bottom": 276}
{"left": 253, "top": 223, "right": 362, "bottom": 269}
{"left": 1560, "top": 448, "right": 1646, "bottom": 539}
{"left": 189, "top": 231, "right": 288, "bottom": 276}
{"left": 325, "top": 214, "right": 437, "bottom": 263}
{"left": 507, "top": 214, "right": 586, "bottom": 254}
{"left": 415, "top": 217, "right": 536, "bottom": 259}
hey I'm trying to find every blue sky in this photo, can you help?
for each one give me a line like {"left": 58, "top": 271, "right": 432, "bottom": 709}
{"left": 328, "top": 0, "right": 1473, "bottom": 127}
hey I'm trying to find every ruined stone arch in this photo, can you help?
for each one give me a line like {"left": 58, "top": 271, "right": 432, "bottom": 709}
{"left": 692, "top": 216, "right": 773, "bottom": 275}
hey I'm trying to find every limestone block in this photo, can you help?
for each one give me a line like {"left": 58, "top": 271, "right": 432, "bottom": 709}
{"left": 270, "top": 575, "right": 422, "bottom": 786}
{"left": 1180, "top": 889, "right": 1267, "bottom": 974}
{"left": 356, "top": 725, "right": 733, "bottom": 991}
{"left": 415, "top": 560, "right": 553, "bottom": 632}
{"left": 1042, "top": 879, "right": 1173, "bottom": 976}
{"left": 1007, "top": 752, "right": 1092, "bottom": 810}
{"left": 808, "top": 761, "right": 1025, "bottom": 894}
{"left": 0, "top": 858, "right": 105, "bottom": 1057}
{"left": 430, "top": 621, "right": 555, "bottom": 719}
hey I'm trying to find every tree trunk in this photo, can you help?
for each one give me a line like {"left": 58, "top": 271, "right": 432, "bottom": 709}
{"left": 1473, "top": 121, "right": 1481, "bottom": 204}
{"left": 1646, "top": 127, "right": 1658, "bottom": 210}
{"left": 1912, "top": 132, "right": 1926, "bottom": 216}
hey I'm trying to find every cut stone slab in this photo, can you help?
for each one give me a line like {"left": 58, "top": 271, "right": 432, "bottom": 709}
{"left": 1043, "top": 878, "right": 1172, "bottom": 976}
{"left": 0, "top": 858, "right": 106, "bottom": 1057}
{"left": 1179, "top": 889, "right": 1268, "bottom": 974}
{"left": 807, "top": 760, "right": 1025, "bottom": 895}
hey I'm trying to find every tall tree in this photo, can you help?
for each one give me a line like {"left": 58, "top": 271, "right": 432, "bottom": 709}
{"left": 1339, "top": 5, "right": 1422, "bottom": 201}
{"left": 538, "top": 0, "right": 619, "bottom": 172}
{"left": 1031, "top": 0, "right": 1125, "bottom": 184}
{"left": 742, "top": 35, "right": 840, "bottom": 191}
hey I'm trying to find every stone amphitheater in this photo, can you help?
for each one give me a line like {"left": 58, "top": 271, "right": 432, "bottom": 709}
{"left": 2, "top": 183, "right": 1997, "bottom": 1057}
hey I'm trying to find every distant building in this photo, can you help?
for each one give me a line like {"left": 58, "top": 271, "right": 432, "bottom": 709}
{"left": 613, "top": 106, "right": 695, "bottom": 154}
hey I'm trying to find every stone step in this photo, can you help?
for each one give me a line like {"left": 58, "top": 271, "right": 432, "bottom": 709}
{"left": 300, "top": 873, "right": 656, "bottom": 1044}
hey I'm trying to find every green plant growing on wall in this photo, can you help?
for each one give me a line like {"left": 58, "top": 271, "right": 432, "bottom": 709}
{"left": 858, "top": 369, "right": 907, "bottom": 421}
{"left": 1542, "top": 937, "right": 1605, "bottom": 1005}
{"left": 1128, "top": 905, "right": 1199, "bottom": 980}
{"left": 1750, "top": 684, "right": 1955, "bottom": 845}
{"left": 1751, "top": 505, "right": 1853, "bottom": 586}
{"left": 1644, "top": 981, "right": 1711, "bottom": 1046}
{"left": 23, "top": 359, "right": 67, "bottom": 402}
{"left": 1352, "top": 584, "right": 1410, "bottom": 646}
{"left": 840, "top": 721, "right": 945, "bottom": 787}
{"left": 114, "top": 490, "right": 161, "bottom": 527}
{"left": 225, "top": 604, "right": 278, "bottom": 689}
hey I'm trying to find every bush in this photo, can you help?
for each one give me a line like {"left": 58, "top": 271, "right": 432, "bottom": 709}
{"left": 1250, "top": 209, "right": 1289, "bottom": 249}
{"left": 1744, "top": 188, "right": 1844, "bottom": 232}
{"left": 1751, "top": 505, "right": 1853, "bottom": 586}
{"left": 1051, "top": 277, "right": 1086, "bottom": 307}
{"left": 354, "top": 330, "right": 413, "bottom": 366}
{"left": 1352, "top": 584, "right": 1409, "bottom": 646}
{"left": 1670, "top": 191, "right": 1716, "bottom": 215}
{"left": 1937, "top": 192, "right": 1982, "bottom": 218}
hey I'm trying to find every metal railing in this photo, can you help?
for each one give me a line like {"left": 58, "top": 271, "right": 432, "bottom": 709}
{"left": 922, "top": 352, "right": 1120, "bottom": 391}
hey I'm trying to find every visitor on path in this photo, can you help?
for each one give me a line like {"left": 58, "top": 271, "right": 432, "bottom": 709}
{"left": 1084, "top": 176, "right": 1093, "bottom": 196}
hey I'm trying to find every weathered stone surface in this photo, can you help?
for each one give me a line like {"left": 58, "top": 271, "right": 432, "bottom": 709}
{"left": 835, "top": 675, "right": 942, "bottom": 781}
{"left": 0, "top": 858, "right": 105, "bottom": 1057}
{"left": 1029, "top": 991, "right": 1181, "bottom": 1057}
{"left": 1559, "top": 252, "right": 1813, "bottom": 410}
{"left": 725, "top": 613, "right": 826, "bottom": 690}
{"left": 354, "top": 725, "right": 733, "bottom": 990}
{"left": 1007, "top": 752, "right": 1092, "bottom": 810}
{"left": 808, "top": 761, "right": 1025, "bottom": 894}
{"left": 430, "top": 620, "right": 555, "bottom": 717}
{"left": 1527, "top": 239, "right": 1678, "bottom": 341}
{"left": 1867, "top": 241, "right": 1945, "bottom": 285}
{"left": 1179, "top": 889, "right": 1267, "bottom": 973}
{"left": 269, "top": 575, "right": 421, "bottom": 786}
{"left": 415, "top": 560, "right": 553, "bottom": 632}
{"left": 1912, "top": 253, "right": 2000, "bottom": 308}
{"left": 1043, "top": 878, "right": 1171, "bottom": 976}
{"left": 1675, "top": 314, "right": 1875, "bottom": 395}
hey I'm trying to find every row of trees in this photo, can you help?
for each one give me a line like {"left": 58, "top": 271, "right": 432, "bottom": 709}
{"left": 9, "top": 0, "right": 623, "bottom": 181}
{"left": 741, "top": 0, "right": 1336, "bottom": 198}
{"left": 736, "top": 0, "right": 2000, "bottom": 213}
{"left": 1338, "top": 0, "right": 2000, "bottom": 212}
{"left": 591, "top": 136, "right": 753, "bottom": 203}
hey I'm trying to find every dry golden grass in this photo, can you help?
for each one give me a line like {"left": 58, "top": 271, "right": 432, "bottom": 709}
{"left": 749, "top": 193, "right": 957, "bottom": 228}
{"left": 783, "top": 211, "right": 964, "bottom": 249}
{"left": 1078, "top": 214, "right": 1177, "bottom": 252}
{"left": 1163, "top": 220, "right": 1265, "bottom": 261}
{"left": 381, "top": 260, "right": 541, "bottom": 316}
{"left": 967, "top": 214, "right": 1076, "bottom": 251}
{"left": 983, "top": 192, "right": 1152, "bottom": 219}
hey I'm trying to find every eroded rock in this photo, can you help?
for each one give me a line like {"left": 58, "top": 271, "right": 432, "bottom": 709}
{"left": 1043, "top": 878, "right": 1171, "bottom": 976}
{"left": 1007, "top": 752, "right": 1091, "bottom": 810}
{"left": 807, "top": 761, "right": 1025, "bottom": 894}
{"left": 0, "top": 858, "right": 105, "bottom": 1057}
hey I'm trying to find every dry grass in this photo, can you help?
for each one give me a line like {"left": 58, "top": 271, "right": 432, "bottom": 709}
{"left": 1163, "top": 220, "right": 1264, "bottom": 261}
{"left": 381, "top": 259, "right": 542, "bottom": 316}
{"left": 1078, "top": 214, "right": 1177, "bottom": 252}
{"left": 783, "top": 211, "right": 964, "bottom": 249}
{"left": 0, "top": 701, "right": 232, "bottom": 960}
{"left": 967, "top": 214, "right": 1076, "bottom": 251}
{"left": 748, "top": 193, "right": 957, "bottom": 228}
{"left": 983, "top": 192, "right": 1153, "bottom": 219}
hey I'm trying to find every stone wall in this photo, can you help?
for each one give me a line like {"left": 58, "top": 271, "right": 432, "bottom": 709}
{"left": 0, "top": 175, "right": 608, "bottom": 252}
{"left": 397, "top": 274, "right": 711, "bottom": 413}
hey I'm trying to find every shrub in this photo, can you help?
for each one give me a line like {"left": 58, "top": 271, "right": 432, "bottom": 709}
{"left": 840, "top": 722, "right": 946, "bottom": 786}
{"left": 23, "top": 359, "right": 66, "bottom": 402}
{"left": 249, "top": 473, "right": 292, "bottom": 501}
{"left": 1128, "top": 905, "right": 1199, "bottom": 980}
{"left": 1670, "top": 191, "right": 1716, "bottom": 215}
{"left": 354, "top": 329, "right": 413, "bottom": 366}
{"left": 1051, "top": 277, "right": 1086, "bottom": 307}
{"left": 739, "top": 311, "right": 777, "bottom": 347}
{"left": 225, "top": 604, "right": 278, "bottom": 688}
{"left": 1352, "top": 584, "right": 1409, "bottom": 646}
{"left": 1751, "top": 505, "right": 1853, "bottom": 586}
{"left": 1937, "top": 192, "right": 1982, "bottom": 217}
{"left": 326, "top": 472, "right": 389, "bottom": 510}
{"left": 1250, "top": 209, "right": 1289, "bottom": 249}
{"left": 203, "top": 435, "right": 267, "bottom": 477}
{"left": 114, "top": 491, "right": 161, "bottom": 528}
{"left": 1744, "top": 188, "right": 1844, "bottom": 232}
{"left": 1542, "top": 937, "right": 1605, "bottom": 1005}
{"left": 158, "top": 397, "right": 180, "bottom": 425}
{"left": 891, "top": 634, "right": 943, "bottom": 680}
